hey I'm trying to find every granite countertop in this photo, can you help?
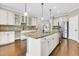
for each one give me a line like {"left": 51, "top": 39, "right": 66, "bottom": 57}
{"left": 22, "top": 29, "right": 59, "bottom": 39}
{"left": 0, "top": 25, "right": 21, "bottom": 31}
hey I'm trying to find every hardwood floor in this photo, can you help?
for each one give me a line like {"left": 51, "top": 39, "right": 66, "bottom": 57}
{"left": 0, "top": 39, "right": 79, "bottom": 56}
{"left": 50, "top": 39, "right": 79, "bottom": 56}
{"left": 0, "top": 39, "right": 26, "bottom": 56}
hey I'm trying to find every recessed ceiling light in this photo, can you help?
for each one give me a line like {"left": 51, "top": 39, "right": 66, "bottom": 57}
{"left": 53, "top": 6, "right": 56, "bottom": 9}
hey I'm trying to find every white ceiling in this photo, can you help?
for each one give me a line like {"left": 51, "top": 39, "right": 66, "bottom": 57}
{"left": 1, "top": 3, "right": 79, "bottom": 17}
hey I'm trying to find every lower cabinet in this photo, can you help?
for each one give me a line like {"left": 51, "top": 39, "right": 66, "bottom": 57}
{"left": 8, "top": 31, "right": 15, "bottom": 43}
{"left": 41, "top": 32, "right": 59, "bottom": 56}
{"left": 41, "top": 37, "right": 48, "bottom": 56}
{"left": 0, "top": 32, "right": 8, "bottom": 45}
{"left": 27, "top": 32, "right": 59, "bottom": 56}
{"left": 0, "top": 31, "right": 15, "bottom": 45}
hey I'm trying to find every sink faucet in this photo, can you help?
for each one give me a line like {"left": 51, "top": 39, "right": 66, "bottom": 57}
{"left": 42, "top": 20, "right": 52, "bottom": 33}
{"left": 43, "top": 25, "right": 45, "bottom": 33}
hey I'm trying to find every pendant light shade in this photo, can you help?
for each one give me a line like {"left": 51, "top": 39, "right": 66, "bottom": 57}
{"left": 41, "top": 17, "right": 44, "bottom": 20}
{"left": 24, "top": 3, "right": 28, "bottom": 16}
{"left": 24, "top": 12, "right": 28, "bottom": 16}
{"left": 41, "top": 3, "right": 44, "bottom": 20}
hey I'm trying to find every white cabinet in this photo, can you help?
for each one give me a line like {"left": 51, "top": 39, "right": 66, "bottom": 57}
{"left": 0, "top": 9, "right": 7, "bottom": 25}
{"left": 0, "top": 9, "right": 16, "bottom": 25}
{"left": 53, "top": 33, "right": 59, "bottom": 47}
{"left": 69, "top": 16, "right": 79, "bottom": 42}
{"left": 47, "top": 35, "right": 52, "bottom": 54}
{"left": 0, "top": 32, "right": 8, "bottom": 45}
{"left": 41, "top": 32, "right": 59, "bottom": 56}
{"left": 27, "top": 32, "right": 59, "bottom": 56}
{"left": 41, "top": 35, "right": 54, "bottom": 56}
{"left": 15, "top": 14, "right": 21, "bottom": 25}
{"left": 53, "top": 18, "right": 59, "bottom": 26}
{"left": 8, "top": 31, "right": 15, "bottom": 43}
{"left": 21, "top": 16, "right": 27, "bottom": 23}
{"left": 41, "top": 37, "right": 48, "bottom": 56}
{"left": 26, "top": 17, "right": 37, "bottom": 26}
{"left": 7, "top": 12, "right": 15, "bottom": 25}
{"left": 49, "top": 35, "right": 54, "bottom": 53}
{"left": 31, "top": 17, "right": 37, "bottom": 26}
{"left": 0, "top": 31, "right": 15, "bottom": 45}
{"left": 26, "top": 17, "right": 31, "bottom": 26}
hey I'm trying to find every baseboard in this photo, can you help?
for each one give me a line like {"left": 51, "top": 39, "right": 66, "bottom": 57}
{"left": 22, "top": 39, "right": 27, "bottom": 41}
{"left": 69, "top": 39, "right": 79, "bottom": 43}
{"left": 0, "top": 42, "right": 14, "bottom": 47}
{"left": 63, "top": 37, "right": 67, "bottom": 39}
{"left": 0, "top": 39, "right": 26, "bottom": 47}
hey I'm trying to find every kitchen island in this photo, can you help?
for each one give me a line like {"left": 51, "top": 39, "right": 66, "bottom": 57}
{"left": 22, "top": 29, "right": 60, "bottom": 56}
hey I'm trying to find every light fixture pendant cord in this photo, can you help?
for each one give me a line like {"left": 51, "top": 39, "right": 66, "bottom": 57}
{"left": 25, "top": 3, "right": 27, "bottom": 12}
{"left": 49, "top": 9, "right": 51, "bottom": 18}
{"left": 41, "top": 3, "right": 44, "bottom": 17}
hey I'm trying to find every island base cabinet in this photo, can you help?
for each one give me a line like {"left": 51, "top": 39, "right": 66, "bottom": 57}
{"left": 41, "top": 32, "right": 59, "bottom": 56}
{"left": 27, "top": 38, "right": 41, "bottom": 56}
{"left": 27, "top": 32, "right": 59, "bottom": 56}
{"left": 53, "top": 33, "right": 59, "bottom": 48}
{"left": 48, "top": 35, "right": 55, "bottom": 54}
{"left": 41, "top": 38, "right": 48, "bottom": 56}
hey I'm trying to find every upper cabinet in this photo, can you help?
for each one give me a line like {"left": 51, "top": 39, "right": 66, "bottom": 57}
{"left": 53, "top": 18, "right": 59, "bottom": 26}
{"left": 7, "top": 11, "right": 15, "bottom": 25}
{"left": 15, "top": 14, "right": 21, "bottom": 25}
{"left": 0, "top": 8, "right": 22, "bottom": 25}
{"left": 0, "top": 9, "right": 8, "bottom": 25}
{"left": 21, "top": 16, "right": 27, "bottom": 23}
{"left": 26, "top": 17, "right": 37, "bottom": 26}
{"left": 21, "top": 15, "right": 37, "bottom": 26}
{"left": 31, "top": 17, "right": 37, "bottom": 26}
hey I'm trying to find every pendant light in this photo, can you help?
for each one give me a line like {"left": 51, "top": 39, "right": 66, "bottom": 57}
{"left": 24, "top": 3, "right": 28, "bottom": 16}
{"left": 41, "top": 3, "right": 44, "bottom": 20}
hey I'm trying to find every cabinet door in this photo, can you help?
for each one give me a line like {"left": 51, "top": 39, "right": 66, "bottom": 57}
{"left": 27, "top": 17, "right": 31, "bottom": 26}
{"left": 18, "top": 16, "right": 21, "bottom": 25}
{"left": 48, "top": 35, "right": 56, "bottom": 54}
{"left": 8, "top": 31, "right": 15, "bottom": 43}
{"left": 41, "top": 37, "right": 48, "bottom": 56}
{"left": 0, "top": 32, "right": 2, "bottom": 45}
{"left": 0, "top": 32, "right": 8, "bottom": 45}
{"left": 31, "top": 18, "right": 37, "bottom": 26}
{"left": 47, "top": 36, "right": 52, "bottom": 54}
{"left": 15, "top": 15, "right": 21, "bottom": 25}
{"left": 3, "top": 32, "right": 8, "bottom": 45}
{"left": 50, "top": 35, "right": 55, "bottom": 52}
{"left": 53, "top": 18, "right": 58, "bottom": 26}
{"left": 0, "top": 9, "right": 7, "bottom": 25}
{"left": 55, "top": 33, "right": 59, "bottom": 46}
{"left": 8, "top": 12, "right": 15, "bottom": 25}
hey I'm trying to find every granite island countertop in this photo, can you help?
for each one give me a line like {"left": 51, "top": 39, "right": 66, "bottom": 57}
{"left": 22, "top": 29, "right": 59, "bottom": 39}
